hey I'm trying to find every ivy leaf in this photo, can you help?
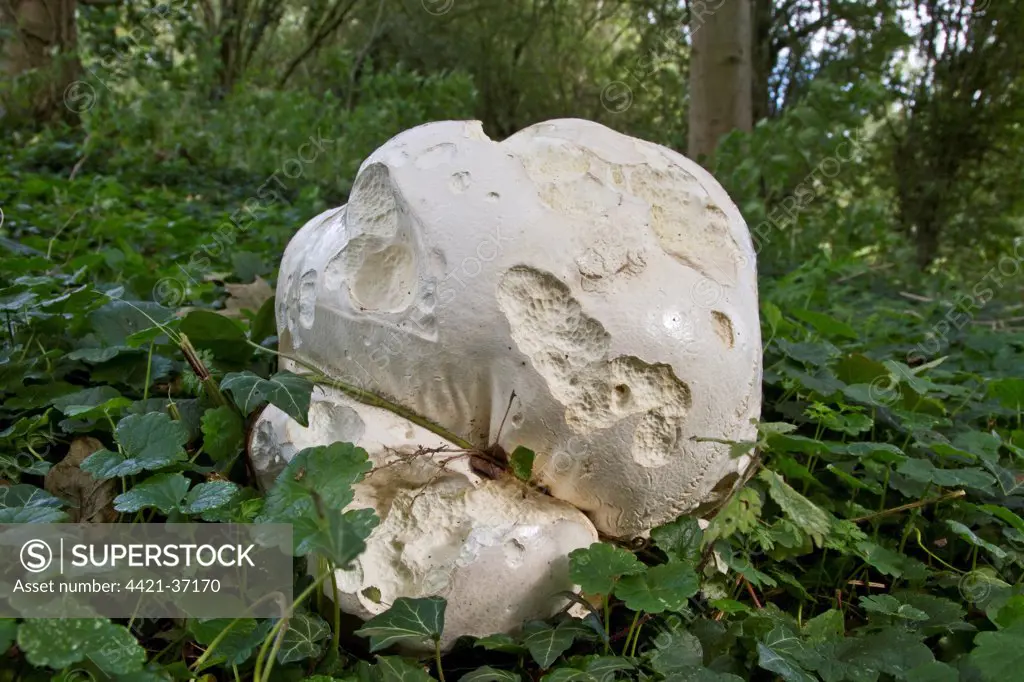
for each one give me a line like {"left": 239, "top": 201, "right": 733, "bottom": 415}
{"left": 614, "top": 562, "right": 700, "bottom": 613}
{"left": 659, "top": 670, "right": 744, "bottom": 682}
{"left": 180, "top": 480, "right": 239, "bottom": 515}
{"left": 802, "top": 609, "right": 844, "bottom": 640}
{"left": 575, "top": 656, "right": 635, "bottom": 678}
{"left": 568, "top": 542, "right": 645, "bottom": 595}
{"left": 522, "top": 620, "right": 580, "bottom": 668}
{"left": 113, "top": 473, "right": 191, "bottom": 514}
{"left": 201, "top": 406, "right": 244, "bottom": 461}
{"left": 81, "top": 412, "right": 188, "bottom": 479}
{"left": 220, "top": 370, "right": 314, "bottom": 426}
{"left": 17, "top": 619, "right": 145, "bottom": 674}
{"left": 0, "top": 484, "right": 64, "bottom": 509}
{"left": 355, "top": 597, "right": 446, "bottom": 652}
{"left": 189, "top": 619, "right": 274, "bottom": 668}
{"left": 759, "top": 470, "right": 831, "bottom": 546}
{"left": 475, "top": 633, "right": 528, "bottom": 654}
{"left": 374, "top": 656, "right": 433, "bottom": 682}
{"left": 650, "top": 515, "right": 704, "bottom": 564}
{"left": 0, "top": 484, "right": 68, "bottom": 522}
{"left": 0, "top": 452, "right": 52, "bottom": 476}
{"left": 541, "top": 656, "right": 635, "bottom": 682}
{"left": 0, "top": 505, "right": 68, "bottom": 523}
{"left": 539, "top": 669, "right": 592, "bottom": 682}
{"left": 277, "top": 612, "right": 330, "bottom": 664}
{"left": 509, "top": 446, "right": 535, "bottom": 481}
{"left": 460, "top": 667, "right": 521, "bottom": 682}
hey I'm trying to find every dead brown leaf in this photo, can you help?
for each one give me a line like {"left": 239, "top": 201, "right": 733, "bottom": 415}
{"left": 219, "top": 276, "right": 273, "bottom": 318}
{"left": 44, "top": 437, "right": 117, "bottom": 522}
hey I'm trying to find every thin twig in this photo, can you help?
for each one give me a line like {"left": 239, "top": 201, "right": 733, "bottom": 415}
{"left": 69, "top": 149, "right": 90, "bottom": 181}
{"left": 495, "top": 390, "right": 517, "bottom": 442}
{"left": 850, "top": 489, "right": 965, "bottom": 523}
{"left": 743, "top": 578, "right": 763, "bottom": 609}
{"left": 899, "top": 291, "right": 935, "bottom": 303}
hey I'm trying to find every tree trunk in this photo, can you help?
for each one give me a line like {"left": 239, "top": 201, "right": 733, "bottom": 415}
{"left": 749, "top": 0, "right": 772, "bottom": 124}
{"left": 687, "top": 0, "right": 753, "bottom": 165}
{"left": 915, "top": 221, "right": 941, "bottom": 270}
{"left": 0, "top": 0, "right": 81, "bottom": 126}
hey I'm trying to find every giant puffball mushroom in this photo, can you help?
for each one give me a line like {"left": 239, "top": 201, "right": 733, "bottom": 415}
{"left": 271, "top": 118, "right": 762, "bottom": 539}
{"left": 249, "top": 387, "right": 599, "bottom": 651}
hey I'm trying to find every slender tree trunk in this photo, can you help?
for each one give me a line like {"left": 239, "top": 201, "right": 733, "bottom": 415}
{"left": 687, "top": 0, "right": 753, "bottom": 165}
{"left": 0, "top": 0, "right": 81, "bottom": 126}
{"left": 750, "top": 0, "right": 772, "bottom": 124}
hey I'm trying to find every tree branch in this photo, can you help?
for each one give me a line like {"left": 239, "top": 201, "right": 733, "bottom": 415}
{"left": 277, "top": 0, "right": 358, "bottom": 88}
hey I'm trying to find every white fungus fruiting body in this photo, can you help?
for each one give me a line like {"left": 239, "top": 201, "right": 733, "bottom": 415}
{"left": 273, "top": 118, "right": 761, "bottom": 539}
{"left": 250, "top": 388, "right": 599, "bottom": 650}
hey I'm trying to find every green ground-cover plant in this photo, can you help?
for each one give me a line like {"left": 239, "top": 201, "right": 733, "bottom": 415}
{"left": 2, "top": 125, "right": 1023, "bottom": 682}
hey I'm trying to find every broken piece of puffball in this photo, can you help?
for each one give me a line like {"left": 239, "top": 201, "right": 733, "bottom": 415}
{"left": 249, "top": 386, "right": 599, "bottom": 651}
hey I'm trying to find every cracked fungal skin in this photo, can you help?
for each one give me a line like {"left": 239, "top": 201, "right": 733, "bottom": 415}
{"left": 274, "top": 118, "right": 762, "bottom": 538}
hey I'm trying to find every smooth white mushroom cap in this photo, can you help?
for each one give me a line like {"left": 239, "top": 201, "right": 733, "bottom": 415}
{"left": 249, "top": 388, "right": 599, "bottom": 650}
{"left": 275, "top": 118, "right": 761, "bottom": 538}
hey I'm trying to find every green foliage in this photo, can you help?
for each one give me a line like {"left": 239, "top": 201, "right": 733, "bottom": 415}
{"left": 277, "top": 612, "right": 332, "bottom": 664}
{"left": 521, "top": 620, "right": 586, "bottom": 669}
{"left": 17, "top": 618, "right": 146, "bottom": 674}
{"left": 509, "top": 446, "right": 536, "bottom": 482}
{"left": 355, "top": 597, "right": 447, "bottom": 652}
{"left": 200, "top": 406, "right": 245, "bottom": 461}
{"left": 189, "top": 618, "right": 276, "bottom": 668}
{"left": 220, "top": 371, "right": 315, "bottom": 426}
{"left": 613, "top": 562, "right": 700, "bottom": 613}
{"left": 81, "top": 412, "right": 189, "bottom": 479}
{"left": 569, "top": 543, "right": 645, "bottom": 595}
{"left": 2, "top": 227, "right": 1021, "bottom": 678}
{"left": 113, "top": 472, "right": 191, "bottom": 514}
